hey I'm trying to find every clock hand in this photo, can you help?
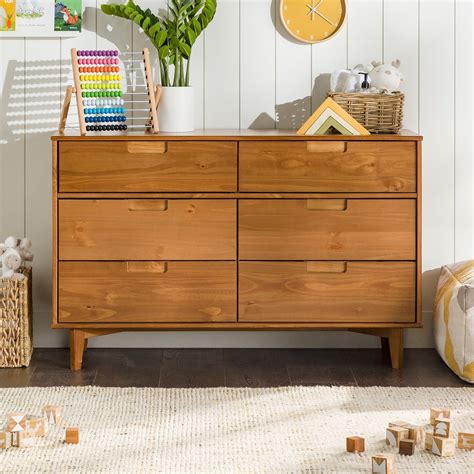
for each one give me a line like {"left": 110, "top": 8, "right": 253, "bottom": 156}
{"left": 315, "top": 10, "right": 336, "bottom": 26}
{"left": 306, "top": 0, "right": 322, "bottom": 20}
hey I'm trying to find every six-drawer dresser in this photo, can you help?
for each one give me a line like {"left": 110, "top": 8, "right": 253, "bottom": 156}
{"left": 51, "top": 130, "right": 422, "bottom": 370}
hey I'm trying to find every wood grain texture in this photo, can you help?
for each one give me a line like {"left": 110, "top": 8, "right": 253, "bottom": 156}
{"left": 58, "top": 199, "right": 236, "bottom": 261}
{"left": 239, "top": 141, "right": 416, "bottom": 192}
{"left": 239, "top": 199, "right": 416, "bottom": 260}
{"left": 52, "top": 130, "right": 422, "bottom": 141}
{"left": 59, "top": 261, "right": 237, "bottom": 323}
{"left": 239, "top": 262, "right": 415, "bottom": 324}
{"left": 58, "top": 141, "right": 237, "bottom": 192}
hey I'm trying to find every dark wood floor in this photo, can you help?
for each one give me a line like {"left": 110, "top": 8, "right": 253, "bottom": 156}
{"left": 0, "top": 348, "right": 470, "bottom": 388}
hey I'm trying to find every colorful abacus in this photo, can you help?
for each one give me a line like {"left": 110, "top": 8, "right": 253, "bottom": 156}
{"left": 58, "top": 48, "right": 159, "bottom": 135}
{"left": 75, "top": 49, "right": 127, "bottom": 133}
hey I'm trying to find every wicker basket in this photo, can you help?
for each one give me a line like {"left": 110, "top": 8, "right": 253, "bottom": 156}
{"left": 328, "top": 92, "right": 404, "bottom": 134}
{"left": 0, "top": 267, "right": 33, "bottom": 368}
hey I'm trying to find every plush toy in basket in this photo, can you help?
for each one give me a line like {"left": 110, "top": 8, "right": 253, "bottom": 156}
{"left": 0, "top": 236, "right": 34, "bottom": 368}
{"left": 329, "top": 60, "right": 405, "bottom": 134}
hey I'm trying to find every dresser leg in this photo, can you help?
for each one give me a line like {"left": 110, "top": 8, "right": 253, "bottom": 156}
{"left": 70, "top": 329, "right": 86, "bottom": 370}
{"left": 350, "top": 328, "right": 404, "bottom": 369}
{"left": 387, "top": 328, "right": 404, "bottom": 370}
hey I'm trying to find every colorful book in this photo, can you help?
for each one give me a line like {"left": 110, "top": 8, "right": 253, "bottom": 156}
{"left": 54, "top": 0, "right": 81, "bottom": 32}
{"left": 0, "top": 0, "right": 16, "bottom": 31}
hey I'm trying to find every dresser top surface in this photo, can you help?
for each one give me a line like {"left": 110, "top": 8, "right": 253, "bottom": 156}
{"left": 52, "top": 129, "right": 422, "bottom": 142}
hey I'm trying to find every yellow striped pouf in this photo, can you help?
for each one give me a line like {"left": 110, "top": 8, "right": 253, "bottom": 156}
{"left": 434, "top": 260, "right": 474, "bottom": 383}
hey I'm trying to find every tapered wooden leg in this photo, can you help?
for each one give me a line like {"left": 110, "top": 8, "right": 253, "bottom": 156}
{"left": 387, "top": 328, "right": 404, "bottom": 369}
{"left": 381, "top": 337, "right": 390, "bottom": 358}
{"left": 350, "top": 328, "right": 404, "bottom": 369}
{"left": 70, "top": 329, "right": 86, "bottom": 370}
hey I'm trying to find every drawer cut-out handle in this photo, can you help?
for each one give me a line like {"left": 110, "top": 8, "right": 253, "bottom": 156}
{"left": 128, "top": 200, "right": 168, "bottom": 211}
{"left": 307, "top": 199, "right": 347, "bottom": 211}
{"left": 126, "top": 262, "right": 167, "bottom": 273}
{"left": 306, "top": 262, "right": 347, "bottom": 273}
{"left": 306, "top": 142, "right": 347, "bottom": 153}
{"left": 127, "top": 142, "right": 167, "bottom": 154}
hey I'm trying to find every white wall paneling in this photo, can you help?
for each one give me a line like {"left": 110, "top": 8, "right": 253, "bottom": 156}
{"left": 0, "top": 39, "right": 25, "bottom": 239}
{"left": 275, "top": 3, "right": 312, "bottom": 129}
{"left": 240, "top": 0, "right": 276, "bottom": 128}
{"left": 347, "top": 0, "right": 383, "bottom": 67}
{"left": 383, "top": 0, "right": 419, "bottom": 132}
{"left": 0, "top": 0, "right": 472, "bottom": 348}
{"left": 420, "top": 0, "right": 456, "bottom": 313}
{"left": 311, "top": 16, "right": 347, "bottom": 111}
{"left": 204, "top": 0, "right": 240, "bottom": 128}
{"left": 454, "top": 0, "right": 474, "bottom": 261}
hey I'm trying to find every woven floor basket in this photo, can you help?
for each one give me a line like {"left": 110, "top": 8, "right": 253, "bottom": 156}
{"left": 328, "top": 92, "right": 404, "bottom": 134}
{"left": 0, "top": 267, "right": 33, "bottom": 368}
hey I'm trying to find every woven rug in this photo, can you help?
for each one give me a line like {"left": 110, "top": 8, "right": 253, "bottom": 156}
{"left": 0, "top": 386, "right": 473, "bottom": 473}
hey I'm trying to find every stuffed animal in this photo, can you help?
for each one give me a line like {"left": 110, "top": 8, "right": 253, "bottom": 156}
{"left": 368, "top": 60, "right": 404, "bottom": 93}
{"left": 0, "top": 236, "right": 33, "bottom": 279}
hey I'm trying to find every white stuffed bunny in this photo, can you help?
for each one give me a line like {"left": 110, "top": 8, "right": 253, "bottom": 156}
{"left": 0, "top": 236, "right": 33, "bottom": 279}
{"left": 369, "top": 60, "right": 404, "bottom": 93}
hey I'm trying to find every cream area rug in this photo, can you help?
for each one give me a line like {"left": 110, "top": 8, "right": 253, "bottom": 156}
{"left": 0, "top": 386, "right": 473, "bottom": 473}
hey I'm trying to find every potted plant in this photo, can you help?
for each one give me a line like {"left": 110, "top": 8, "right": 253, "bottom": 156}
{"left": 101, "top": 0, "right": 217, "bottom": 132}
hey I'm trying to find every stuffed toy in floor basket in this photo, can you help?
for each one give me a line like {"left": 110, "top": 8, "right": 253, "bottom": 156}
{"left": 434, "top": 260, "right": 474, "bottom": 383}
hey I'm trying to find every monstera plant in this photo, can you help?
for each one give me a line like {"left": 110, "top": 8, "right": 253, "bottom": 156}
{"left": 101, "top": 0, "right": 216, "bottom": 87}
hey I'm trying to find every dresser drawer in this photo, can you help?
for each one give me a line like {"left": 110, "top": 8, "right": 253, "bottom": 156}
{"left": 239, "top": 141, "right": 416, "bottom": 192}
{"left": 58, "top": 141, "right": 237, "bottom": 192}
{"left": 239, "top": 199, "right": 415, "bottom": 260}
{"left": 239, "top": 261, "right": 416, "bottom": 323}
{"left": 59, "top": 261, "right": 236, "bottom": 323}
{"left": 59, "top": 199, "right": 236, "bottom": 260}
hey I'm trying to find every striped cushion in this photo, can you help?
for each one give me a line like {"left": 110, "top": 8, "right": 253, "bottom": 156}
{"left": 434, "top": 260, "right": 474, "bottom": 383}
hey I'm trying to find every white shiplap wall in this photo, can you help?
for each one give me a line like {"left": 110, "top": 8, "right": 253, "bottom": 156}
{"left": 0, "top": 0, "right": 472, "bottom": 348}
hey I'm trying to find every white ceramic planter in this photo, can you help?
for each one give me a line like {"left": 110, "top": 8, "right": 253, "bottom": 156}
{"left": 157, "top": 86, "right": 194, "bottom": 132}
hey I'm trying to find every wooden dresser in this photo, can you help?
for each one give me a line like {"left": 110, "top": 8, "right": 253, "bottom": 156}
{"left": 51, "top": 130, "right": 422, "bottom": 370}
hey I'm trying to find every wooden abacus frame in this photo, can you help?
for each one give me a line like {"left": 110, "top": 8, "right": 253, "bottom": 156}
{"left": 58, "top": 47, "right": 160, "bottom": 135}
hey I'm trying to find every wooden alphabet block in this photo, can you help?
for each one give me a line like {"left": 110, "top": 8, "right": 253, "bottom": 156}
{"left": 406, "top": 424, "right": 425, "bottom": 446}
{"left": 11, "top": 429, "right": 36, "bottom": 448}
{"left": 0, "top": 431, "right": 12, "bottom": 449}
{"left": 372, "top": 453, "right": 394, "bottom": 474}
{"left": 6, "top": 413, "right": 26, "bottom": 432}
{"left": 388, "top": 420, "right": 410, "bottom": 428}
{"left": 399, "top": 438, "right": 416, "bottom": 456}
{"left": 430, "top": 407, "right": 450, "bottom": 425}
{"left": 42, "top": 405, "right": 61, "bottom": 426}
{"left": 65, "top": 427, "right": 79, "bottom": 444}
{"left": 346, "top": 436, "right": 365, "bottom": 453}
{"left": 431, "top": 436, "right": 456, "bottom": 457}
{"left": 424, "top": 431, "right": 433, "bottom": 450}
{"left": 27, "top": 416, "right": 48, "bottom": 437}
{"left": 458, "top": 432, "right": 474, "bottom": 450}
{"left": 386, "top": 426, "right": 409, "bottom": 447}
{"left": 433, "top": 417, "right": 452, "bottom": 438}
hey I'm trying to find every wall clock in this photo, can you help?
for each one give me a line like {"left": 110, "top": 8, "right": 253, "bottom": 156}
{"left": 280, "top": 0, "right": 346, "bottom": 44}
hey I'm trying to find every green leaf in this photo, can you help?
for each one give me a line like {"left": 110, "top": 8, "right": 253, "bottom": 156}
{"left": 178, "top": 41, "right": 191, "bottom": 59}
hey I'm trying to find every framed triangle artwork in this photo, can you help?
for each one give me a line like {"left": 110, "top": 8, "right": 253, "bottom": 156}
{"left": 297, "top": 97, "right": 370, "bottom": 136}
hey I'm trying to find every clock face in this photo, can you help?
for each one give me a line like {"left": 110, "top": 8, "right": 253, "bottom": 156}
{"left": 280, "top": 0, "right": 346, "bottom": 44}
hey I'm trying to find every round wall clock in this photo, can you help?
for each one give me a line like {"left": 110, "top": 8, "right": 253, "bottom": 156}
{"left": 280, "top": 0, "right": 347, "bottom": 44}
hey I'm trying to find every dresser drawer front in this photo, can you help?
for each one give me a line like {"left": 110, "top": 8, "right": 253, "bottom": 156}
{"left": 239, "top": 261, "right": 416, "bottom": 323}
{"left": 59, "top": 199, "right": 236, "bottom": 260}
{"left": 239, "top": 199, "right": 415, "bottom": 260}
{"left": 59, "top": 261, "right": 236, "bottom": 323}
{"left": 58, "top": 141, "right": 237, "bottom": 192}
{"left": 239, "top": 141, "right": 416, "bottom": 192}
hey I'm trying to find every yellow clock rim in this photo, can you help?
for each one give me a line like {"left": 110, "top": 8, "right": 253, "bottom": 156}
{"left": 279, "top": 0, "right": 347, "bottom": 45}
